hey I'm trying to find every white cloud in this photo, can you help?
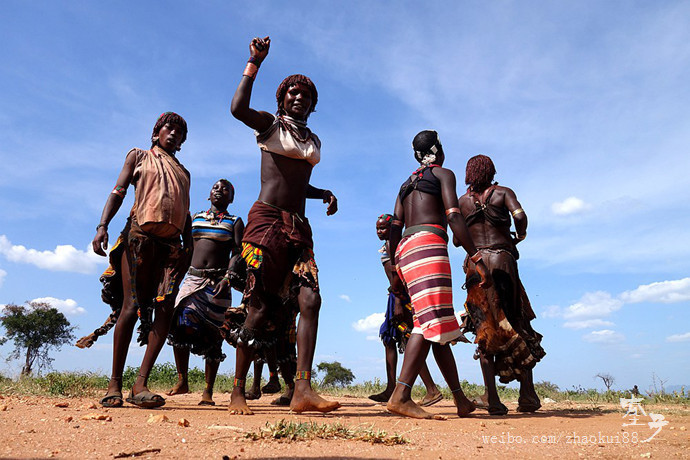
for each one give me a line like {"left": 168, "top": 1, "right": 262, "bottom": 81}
{"left": 620, "top": 278, "right": 690, "bottom": 304}
{"left": 0, "top": 268, "right": 6, "bottom": 288}
{"left": 562, "top": 291, "right": 623, "bottom": 320}
{"left": 563, "top": 319, "right": 615, "bottom": 330}
{"left": 30, "top": 297, "right": 86, "bottom": 316}
{"left": 352, "top": 312, "right": 384, "bottom": 333}
{"left": 551, "top": 197, "right": 591, "bottom": 216}
{"left": 0, "top": 235, "right": 105, "bottom": 274}
{"left": 582, "top": 329, "right": 625, "bottom": 344}
{"left": 339, "top": 294, "right": 352, "bottom": 303}
{"left": 666, "top": 332, "right": 690, "bottom": 343}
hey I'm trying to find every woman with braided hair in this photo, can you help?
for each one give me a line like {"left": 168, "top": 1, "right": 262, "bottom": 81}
{"left": 458, "top": 154, "right": 545, "bottom": 415}
{"left": 387, "top": 130, "right": 492, "bottom": 419}
{"left": 369, "top": 213, "right": 442, "bottom": 407}
{"left": 80, "top": 112, "right": 192, "bottom": 408}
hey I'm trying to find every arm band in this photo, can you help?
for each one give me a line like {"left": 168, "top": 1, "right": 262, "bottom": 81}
{"left": 391, "top": 219, "right": 403, "bottom": 227}
{"left": 470, "top": 251, "right": 483, "bottom": 264}
{"left": 111, "top": 185, "right": 126, "bottom": 198}
{"left": 243, "top": 62, "right": 258, "bottom": 80}
{"left": 445, "top": 207, "right": 461, "bottom": 216}
{"left": 511, "top": 208, "right": 524, "bottom": 217}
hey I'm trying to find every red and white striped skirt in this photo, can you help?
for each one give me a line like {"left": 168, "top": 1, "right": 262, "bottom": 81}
{"left": 395, "top": 227, "right": 461, "bottom": 345}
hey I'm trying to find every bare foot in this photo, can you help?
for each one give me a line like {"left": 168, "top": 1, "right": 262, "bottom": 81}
{"left": 198, "top": 389, "right": 215, "bottom": 406}
{"left": 245, "top": 387, "right": 261, "bottom": 400}
{"left": 167, "top": 380, "right": 190, "bottom": 396}
{"left": 453, "top": 393, "right": 476, "bottom": 417}
{"left": 418, "top": 388, "right": 443, "bottom": 407}
{"left": 271, "top": 386, "right": 294, "bottom": 406}
{"left": 387, "top": 398, "right": 446, "bottom": 420}
{"left": 227, "top": 389, "right": 253, "bottom": 415}
{"left": 368, "top": 389, "right": 393, "bottom": 403}
{"left": 290, "top": 387, "right": 340, "bottom": 413}
{"left": 261, "top": 378, "right": 281, "bottom": 394}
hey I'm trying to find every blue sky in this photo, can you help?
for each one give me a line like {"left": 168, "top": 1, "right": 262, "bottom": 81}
{"left": 1, "top": 1, "right": 688, "bottom": 393}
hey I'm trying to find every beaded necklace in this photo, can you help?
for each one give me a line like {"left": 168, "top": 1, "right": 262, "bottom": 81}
{"left": 206, "top": 208, "right": 227, "bottom": 225}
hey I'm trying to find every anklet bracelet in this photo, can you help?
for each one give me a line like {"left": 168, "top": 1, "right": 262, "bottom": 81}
{"left": 295, "top": 371, "right": 311, "bottom": 380}
{"left": 234, "top": 378, "right": 245, "bottom": 387}
{"left": 450, "top": 387, "right": 463, "bottom": 393}
{"left": 397, "top": 380, "right": 412, "bottom": 389}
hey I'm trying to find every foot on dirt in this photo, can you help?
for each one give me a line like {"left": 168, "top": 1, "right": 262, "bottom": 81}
{"left": 453, "top": 394, "right": 476, "bottom": 417}
{"left": 126, "top": 389, "right": 165, "bottom": 409}
{"left": 271, "top": 394, "right": 292, "bottom": 406}
{"left": 261, "top": 378, "right": 282, "bottom": 394}
{"left": 290, "top": 388, "right": 340, "bottom": 413}
{"left": 100, "top": 391, "right": 123, "bottom": 408}
{"left": 368, "top": 390, "right": 393, "bottom": 403}
{"left": 387, "top": 398, "right": 446, "bottom": 420}
{"left": 516, "top": 402, "right": 541, "bottom": 413}
{"left": 517, "top": 394, "right": 541, "bottom": 412}
{"left": 489, "top": 402, "right": 509, "bottom": 416}
{"left": 167, "top": 380, "right": 190, "bottom": 396}
{"left": 418, "top": 389, "right": 443, "bottom": 407}
{"left": 471, "top": 395, "right": 489, "bottom": 409}
{"left": 228, "top": 392, "right": 253, "bottom": 415}
{"left": 198, "top": 389, "right": 215, "bottom": 406}
{"left": 245, "top": 388, "right": 261, "bottom": 400}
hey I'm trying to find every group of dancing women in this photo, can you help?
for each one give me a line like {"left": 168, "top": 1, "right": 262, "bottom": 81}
{"left": 79, "top": 36, "right": 545, "bottom": 420}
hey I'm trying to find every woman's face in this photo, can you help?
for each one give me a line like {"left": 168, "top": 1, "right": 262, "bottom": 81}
{"left": 209, "top": 181, "right": 233, "bottom": 209}
{"left": 157, "top": 122, "right": 185, "bottom": 153}
{"left": 283, "top": 83, "right": 313, "bottom": 120}
{"left": 376, "top": 219, "right": 390, "bottom": 241}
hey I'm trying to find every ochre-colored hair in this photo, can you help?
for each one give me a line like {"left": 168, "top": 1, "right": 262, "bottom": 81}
{"left": 276, "top": 74, "right": 318, "bottom": 116}
{"left": 465, "top": 154, "right": 496, "bottom": 191}
{"left": 151, "top": 112, "right": 188, "bottom": 148}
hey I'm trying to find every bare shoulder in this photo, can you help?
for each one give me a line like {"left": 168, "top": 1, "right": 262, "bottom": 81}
{"left": 431, "top": 166, "right": 456, "bottom": 180}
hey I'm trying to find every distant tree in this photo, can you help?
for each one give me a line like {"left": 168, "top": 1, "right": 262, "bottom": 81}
{"left": 316, "top": 361, "right": 355, "bottom": 387}
{"left": 0, "top": 302, "right": 76, "bottom": 376}
{"left": 594, "top": 373, "right": 616, "bottom": 391}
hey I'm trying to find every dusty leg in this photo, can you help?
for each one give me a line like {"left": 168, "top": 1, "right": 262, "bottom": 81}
{"left": 479, "top": 352, "right": 507, "bottom": 414}
{"left": 369, "top": 342, "right": 397, "bottom": 402}
{"left": 272, "top": 358, "right": 295, "bottom": 406}
{"left": 168, "top": 346, "right": 191, "bottom": 395}
{"left": 245, "top": 360, "right": 263, "bottom": 400}
{"left": 199, "top": 358, "right": 219, "bottom": 405}
{"left": 290, "top": 287, "right": 340, "bottom": 413}
{"left": 387, "top": 334, "right": 444, "bottom": 419}
{"left": 106, "top": 252, "right": 140, "bottom": 398}
{"left": 228, "top": 295, "right": 269, "bottom": 415}
{"left": 261, "top": 348, "right": 282, "bottom": 393}
{"left": 517, "top": 368, "right": 541, "bottom": 412}
{"left": 431, "top": 343, "right": 475, "bottom": 417}
{"left": 131, "top": 300, "right": 175, "bottom": 398}
{"left": 418, "top": 362, "right": 442, "bottom": 406}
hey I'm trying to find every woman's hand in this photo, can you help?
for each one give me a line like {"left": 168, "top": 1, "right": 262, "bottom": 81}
{"left": 92, "top": 227, "right": 109, "bottom": 256}
{"left": 250, "top": 36, "right": 270, "bottom": 64}
{"left": 323, "top": 190, "right": 338, "bottom": 215}
{"left": 213, "top": 278, "right": 230, "bottom": 299}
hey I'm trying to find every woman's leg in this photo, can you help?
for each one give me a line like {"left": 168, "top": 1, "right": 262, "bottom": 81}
{"left": 168, "top": 346, "right": 191, "bottom": 395}
{"left": 246, "top": 360, "right": 264, "bottom": 400}
{"left": 369, "top": 342, "right": 398, "bottom": 402}
{"left": 418, "top": 361, "right": 442, "bottom": 406}
{"left": 200, "top": 357, "right": 220, "bottom": 405}
{"left": 387, "top": 334, "right": 444, "bottom": 419}
{"left": 430, "top": 343, "right": 475, "bottom": 417}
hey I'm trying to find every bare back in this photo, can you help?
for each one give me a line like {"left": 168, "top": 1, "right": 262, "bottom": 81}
{"left": 459, "top": 185, "right": 523, "bottom": 248}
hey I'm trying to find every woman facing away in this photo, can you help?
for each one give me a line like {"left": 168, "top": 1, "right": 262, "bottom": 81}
{"left": 387, "top": 130, "right": 492, "bottom": 419}
{"left": 79, "top": 112, "right": 192, "bottom": 409}
{"left": 167, "top": 179, "right": 245, "bottom": 406}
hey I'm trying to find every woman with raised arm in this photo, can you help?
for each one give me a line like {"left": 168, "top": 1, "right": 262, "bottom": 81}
{"left": 387, "top": 130, "right": 492, "bottom": 420}
{"left": 79, "top": 112, "right": 192, "bottom": 409}
{"left": 167, "top": 179, "right": 244, "bottom": 406}
{"left": 223, "top": 36, "right": 339, "bottom": 415}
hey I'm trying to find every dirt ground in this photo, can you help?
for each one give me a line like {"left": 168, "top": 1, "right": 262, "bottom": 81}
{"left": 0, "top": 392, "right": 688, "bottom": 459}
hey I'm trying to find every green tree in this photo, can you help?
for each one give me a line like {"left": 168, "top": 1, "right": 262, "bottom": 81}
{"left": 0, "top": 302, "right": 76, "bottom": 376}
{"left": 316, "top": 361, "right": 355, "bottom": 387}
